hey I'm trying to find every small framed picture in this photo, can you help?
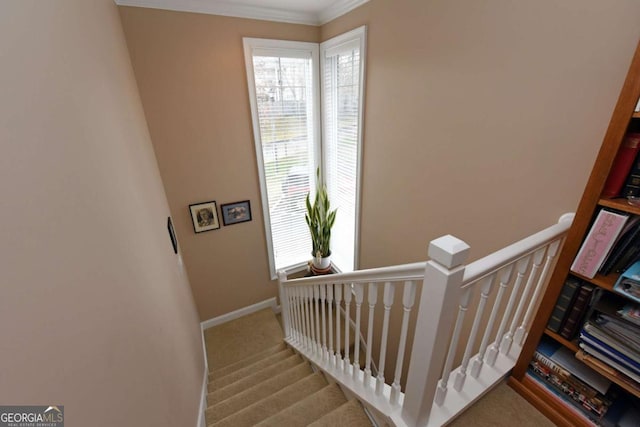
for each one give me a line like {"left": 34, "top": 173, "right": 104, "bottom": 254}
{"left": 189, "top": 201, "right": 220, "bottom": 233}
{"left": 221, "top": 200, "right": 252, "bottom": 226}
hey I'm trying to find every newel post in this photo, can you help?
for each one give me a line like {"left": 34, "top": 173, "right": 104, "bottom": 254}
{"left": 401, "top": 235, "right": 470, "bottom": 427}
{"left": 277, "top": 271, "right": 291, "bottom": 339}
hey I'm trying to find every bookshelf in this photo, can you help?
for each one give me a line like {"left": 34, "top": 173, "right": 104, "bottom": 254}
{"left": 509, "top": 39, "right": 640, "bottom": 426}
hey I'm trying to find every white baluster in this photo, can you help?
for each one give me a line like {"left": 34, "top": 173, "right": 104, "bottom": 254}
{"left": 335, "top": 283, "right": 343, "bottom": 368}
{"left": 314, "top": 285, "right": 321, "bottom": 354}
{"left": 402, "top": 235, "right": 470, "bottom": 427}
{"left": 364, "top": 282, "right": 377, "bottom": 388}
{"left": 308, "top": 287, "right": 317, "bottom": 354}
{"left": 515, "top": 239, "right": 561, "bottom": 345}
{"left": 473, "top": 264, "right": 513, "bottom": 373}
{"left": 302, "top": 287, "right": 315, "bottom": 353}
{"left": 391, "top": 280, "right": 416, "bottom": 405}
{"left": 494, "top": 256, "right": 530, "bottom": 358}
{"left": 455, "top": 275, "right": 495, "bottom": 391}
{"left": 344, "top": 283, "right": 352, "bottom": 374}
{"left": 376, "top": 281, "right": 395, "bottom": 396}
{"left": 502, "top": 248, "right": 545, "bottom": 354}
{"left": 320, "top": 284, "right": 327, "bottom": 361}
{"left": 292, "top": 286, "right": 302, "bottom": 344}
{"left": 327, "top": 284, "right": 334, "bottom": 365}
{"left": 277, "top": 272, "right": 291, "bottom": 339}
{"left": 436, "top": 286, "right": 472, "bottom": 402}
{"left": 353, "top": 283, "right": 364, "bottom": 381}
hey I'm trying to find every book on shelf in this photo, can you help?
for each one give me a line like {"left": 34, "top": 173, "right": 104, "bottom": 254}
{"left": 614, "top": 261, "right": 640, "bottom": 303}
{"left": 602, "top": 132, "right": 640, "bottom": 199}
{"left": 598, "top": 216, "right": 640, "bottom": 275}
{"left": 618, "top": 303, "right": 640, "bottom": 327}
{"left": 560, "top": 284, "right": 596, "bottom": 340}
{"left": 528, "top": 361, "right": 611, "bottom": 420}
{"left": 536, "top": 336, "right": 612, "bottom": 395}
{"left": 547, "top": 276, "right": 583, "bottom": 333}
{"left": 621, "top": 145, "right": 640, "bottom": 199}
{"left": 571, "top": 209, "right": 630, "bottom": 279}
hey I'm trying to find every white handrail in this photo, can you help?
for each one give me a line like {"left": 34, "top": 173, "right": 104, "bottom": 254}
{"left": 279, "top": 213, "right": 574, "bottom": 427}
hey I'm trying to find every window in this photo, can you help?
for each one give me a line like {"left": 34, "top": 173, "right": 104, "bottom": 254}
{"left": 244, "top": 27, "right": 366, "bottom": 278}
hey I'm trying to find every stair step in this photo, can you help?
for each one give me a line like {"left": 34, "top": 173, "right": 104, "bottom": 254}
{"left": 208, "top": 343, "right": 286, "bottom": 379}
{"left": 205, "top": 362, "right": 313, "bottom": 425}
{"left": 308, "top": 399, "right": 372, "bottom": 427}
{"left": 210, "top": 372, "right": 327, "bottom": 427}
{"left": 207, "top": 354, "right": 304, "bottom": 406}
{"left": 254, "top": 382, "right": 347, "bottom": 427}
{"left": 209, "top": 348, "right": 293, "bottom": 389}
{"left": 205, "top": 308, "right": 284, "bottom": 371}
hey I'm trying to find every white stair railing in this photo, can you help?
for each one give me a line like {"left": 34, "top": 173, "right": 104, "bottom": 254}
{"left": 278, "top": 214, "right": 573, "bottom": 427}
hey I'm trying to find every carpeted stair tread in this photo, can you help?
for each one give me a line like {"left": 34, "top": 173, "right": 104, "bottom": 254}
{"left": 205, "top": 362, "right": 314, "bottom": 425}
{"left": 205, "top": 308, "right": 284, "bottom": 370}
{"left": 308, "top": 399, "right": 372, "bottom": 427}
{"left": 254, "top": 382, "right": 347, "bottom": 427}
{"left": 208, "top": 343, "right": 286, "bottom": 379}
{"left": 209, "top": 348, "right": 294, "bottom": 389}
{"left": 210, "top": 372, "right": 327, "bottom": 427}
{"left": 207, "top": 354, "right": 304, "bottom": 404}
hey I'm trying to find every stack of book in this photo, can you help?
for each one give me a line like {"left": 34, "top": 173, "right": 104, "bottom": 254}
{"left": 528, "top": 337, "right": 614, "bottom": 424}
{"left": 579, "top": 293, "right": 640, "bottom": 388}
{"left": 547, "top": 276, "right": 597, "bottom": 340}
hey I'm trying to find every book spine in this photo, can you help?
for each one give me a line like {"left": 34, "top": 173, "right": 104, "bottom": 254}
{"left": 571, "top": 209, "right": 629, "bottom": 278}
{"left": 602, "top": 133, "right": 640, "bottom": 198}
{"left": 547, "top": 278, "right": 582, "bottom": 333}
{"left": 621, "top": 142, "right": 640, "bottom": 198}
{"left": 560, "top": 285, "right": 594, "bottom": 340}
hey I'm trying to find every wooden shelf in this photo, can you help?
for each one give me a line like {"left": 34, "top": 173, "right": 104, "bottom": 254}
{"left": 509, "top": 376, "right": 595, "bottom": 427}
{"left": 576, "top": 351, "right": 640, "bottom": 399}
{"left": 571, "top": 271, "right": 617, "bottom": 292}
{"left": 543, "top": 329, "right": 579, "bottom": 352}
{"left": 598, "top": 197, "right": 640, "bottom": 216}
{"left": 633, "top": 111, "right": 640, "bottom": 119}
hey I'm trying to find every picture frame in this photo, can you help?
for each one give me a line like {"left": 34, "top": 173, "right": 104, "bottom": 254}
{"left": 167, "top": 217, "right": 178, "bottom": 254}
{"left": 220, "top": 200, "right": 252, "bottom": 226}
{"left": 189, "top": 200, "right": 220, "bottom": 233}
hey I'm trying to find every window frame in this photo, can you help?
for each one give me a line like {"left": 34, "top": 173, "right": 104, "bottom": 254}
{"left": 320, "top": 26, "right": 367, "bottom": 273}
{"left": 243, "top": 28, "right": 366, "bottom": 279}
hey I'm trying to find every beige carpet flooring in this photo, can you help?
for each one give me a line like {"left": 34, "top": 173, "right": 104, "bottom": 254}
{"left": 204, "top": 308, "right": 371, "bottom": 427}
{"left": 449, "top": 381, "right": 554, "bottom": 427}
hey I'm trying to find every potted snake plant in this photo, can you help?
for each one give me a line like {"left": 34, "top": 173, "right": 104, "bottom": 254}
{"left": 305, "top": 168, "right": 337, "bottom": 269}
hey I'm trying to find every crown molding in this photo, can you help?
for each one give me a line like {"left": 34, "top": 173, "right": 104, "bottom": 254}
{"left": 114, "top": 0, "right": 369, "bottom": 26}
{"left": 318, "top": 0, "right": 368, "bottom": 25}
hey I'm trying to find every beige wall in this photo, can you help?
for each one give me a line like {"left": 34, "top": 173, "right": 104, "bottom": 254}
{"left": 323, "top": 0, "right": 640, "bottom": 383}
{"left": 0, "top": 1, "right": 203, "bottom": 426}
{"left": 323, "top": 0, "right": 640, "bottom": 268}
{"left": 118, "top": 6, "right": 320, "bottom": 320}
{"left": 119, "top": 1, "right": 640, "bottom": 323}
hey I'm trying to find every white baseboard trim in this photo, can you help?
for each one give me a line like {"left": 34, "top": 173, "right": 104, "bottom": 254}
{"left": 201, "top": 297, "right": 278, "bottom": 330}
{"left": 196, "top": 365, "right": 207, "bottom": 427}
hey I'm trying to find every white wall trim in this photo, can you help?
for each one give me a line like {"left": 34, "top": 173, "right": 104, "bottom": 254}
{"left": 201, "top": 297, "right": 278, "bottom": 330}
{"left": 114, "top": 0, "right": 369, "bottom": 26}
{"left": 196, "top": 366, "right": 207, "bottom": 427}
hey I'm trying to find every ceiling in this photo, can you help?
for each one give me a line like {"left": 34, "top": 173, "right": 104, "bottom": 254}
{"left": 114, "top": 0, "right": 369, "bottom": 25}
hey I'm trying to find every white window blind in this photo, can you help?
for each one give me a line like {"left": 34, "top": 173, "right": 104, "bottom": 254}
{"left": 244, "top": 40, "right": 320, "bottom": 277}
{"left": 321, "top": 28, "right": 366, "bottom": 272}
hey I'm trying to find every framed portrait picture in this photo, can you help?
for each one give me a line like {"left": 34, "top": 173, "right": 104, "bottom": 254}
{"left": 220, "top": 200, "right": 252, "bottom": 226}
{"left": 189, "top": 201, "right": 220, "bottom": 233}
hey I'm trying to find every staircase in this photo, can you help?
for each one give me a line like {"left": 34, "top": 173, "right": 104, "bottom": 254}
{"left": 204, "top": 308, "right": 372, "bottom": 427}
